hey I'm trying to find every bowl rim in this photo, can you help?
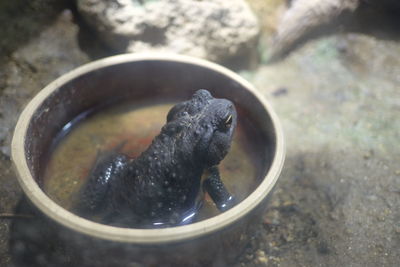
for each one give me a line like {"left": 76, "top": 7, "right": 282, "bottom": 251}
{"left": 11, "top": 53, "right": 285, "bottom": 244}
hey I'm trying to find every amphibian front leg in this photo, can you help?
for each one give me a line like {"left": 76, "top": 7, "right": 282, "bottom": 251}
{"left": 75, "top": 150, "right": 129, "bottom": 218}
{"left": 203, "top": 166, "right": 236, "bottom": 212}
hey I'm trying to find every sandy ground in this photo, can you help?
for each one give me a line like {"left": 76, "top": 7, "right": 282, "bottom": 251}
{"left": 0, "top": 0, "right": 399, "bottom": 266}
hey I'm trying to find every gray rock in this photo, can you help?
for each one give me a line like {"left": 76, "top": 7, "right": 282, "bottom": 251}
{"left": 0, "top": 10, "right": 90, "bottom": 157}
{"left": 77, "top": 0, "right": 260, "bottom": 62}
{"left": 270, "top": 0, "right": 400, "bottom": 60}
{"left": 270, "top": 0, "right": 359, "bottom": 60}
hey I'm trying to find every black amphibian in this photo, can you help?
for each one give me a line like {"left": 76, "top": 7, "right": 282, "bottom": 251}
{"left": 75, "top": 89, "right": 237, "bottom": 228}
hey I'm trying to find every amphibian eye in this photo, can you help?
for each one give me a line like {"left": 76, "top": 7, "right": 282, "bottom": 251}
{"left": 225, "top": 115, "right": 232, "bottom": 127}
{"left": 219, "top": 114, "right": 232, "bottom": 131}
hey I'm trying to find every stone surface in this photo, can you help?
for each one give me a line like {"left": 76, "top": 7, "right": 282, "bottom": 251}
{"left": 237, "top": 20, "right": 400, "bottom": 265}
{"left": 77, "top": 0, "right": 260, "bottom": 63}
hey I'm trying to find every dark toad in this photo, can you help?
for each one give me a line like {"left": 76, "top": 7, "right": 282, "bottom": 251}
{"left": 75, "top": 89, "right": 237, "bottom": 228}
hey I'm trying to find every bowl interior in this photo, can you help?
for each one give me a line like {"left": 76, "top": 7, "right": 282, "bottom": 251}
{"left": 14, "top": 54, "right": 283, "bottom": 243}
{"left": 26, "top": 59, "right": 276, "bottom": 189}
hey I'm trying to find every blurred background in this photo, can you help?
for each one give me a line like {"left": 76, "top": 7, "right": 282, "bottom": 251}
{"left": 0, "top": 0, "right": 399, "bottom": 266}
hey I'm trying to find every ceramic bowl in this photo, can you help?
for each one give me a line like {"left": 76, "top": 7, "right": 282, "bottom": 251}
{"left": 11, "top": 53, "right": 285, "bottom": 266}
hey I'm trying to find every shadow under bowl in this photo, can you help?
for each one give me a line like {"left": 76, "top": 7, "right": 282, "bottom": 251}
{"left": 11, "top": 53, "right": 285, "bottom": 266}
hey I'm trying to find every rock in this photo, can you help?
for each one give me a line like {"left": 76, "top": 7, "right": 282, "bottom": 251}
{"left": 269, "top": 0, "right": 400, "bottom": 60}
{"left": 77, "top": 0, "right": 260, "bottom": 62}
{"left": 0, "top": 10, "right": 90, "bottom": 157}
{"left": 270, "top": 0, "right": 359, "bottom": 60}
{"left": 255, "top": 250, "right": 268, "bottom": 264}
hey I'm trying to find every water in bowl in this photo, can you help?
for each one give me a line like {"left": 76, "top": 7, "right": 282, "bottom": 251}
{"left": 42, "top": 100, "right": 268, "bottom": 226}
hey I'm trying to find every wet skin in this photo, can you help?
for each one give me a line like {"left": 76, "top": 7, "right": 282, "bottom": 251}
{"left": 75, "top": 89, "right": 237, "bottom": 228}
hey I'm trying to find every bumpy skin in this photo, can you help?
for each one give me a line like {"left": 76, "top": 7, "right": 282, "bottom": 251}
{"left": 75, "top": 90, "right": 237, "bottom": 228}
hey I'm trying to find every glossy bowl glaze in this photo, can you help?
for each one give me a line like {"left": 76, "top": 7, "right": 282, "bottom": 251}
{"left": 11, "top": 53, "right": 285, "bottom": 266}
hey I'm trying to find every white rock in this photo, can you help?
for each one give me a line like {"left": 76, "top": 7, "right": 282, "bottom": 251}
{"left": 77, "top": 0, "right": 260, "bottom": 62}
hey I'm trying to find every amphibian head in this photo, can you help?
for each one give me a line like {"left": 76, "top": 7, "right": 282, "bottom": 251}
{"left": 165, "top": 89, "right": 237, "bottom": 167}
